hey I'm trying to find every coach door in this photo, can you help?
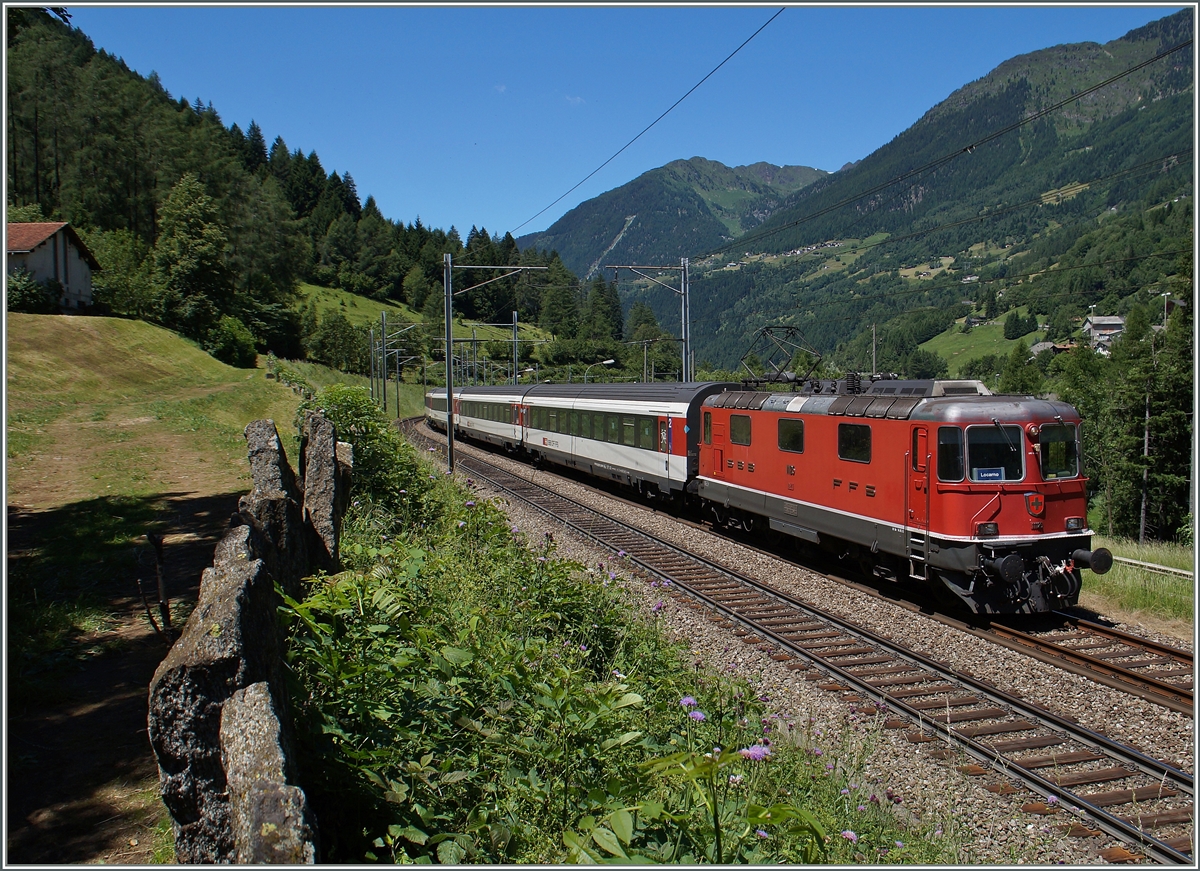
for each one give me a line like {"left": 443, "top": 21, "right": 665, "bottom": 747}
{"left": 658, "top": 416, "right": 671, "bottom": 482}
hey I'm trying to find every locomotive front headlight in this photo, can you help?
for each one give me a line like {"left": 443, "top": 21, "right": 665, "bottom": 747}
{"left": 976, "top": 522, "right": 999, "bottom": 537}
{"left": 1065, "top": 516, "right": 1085, "bottom": 531}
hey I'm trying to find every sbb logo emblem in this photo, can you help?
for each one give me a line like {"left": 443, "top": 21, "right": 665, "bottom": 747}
{"left": 1025, "top": 492, "right": 1045, "bottom": 517}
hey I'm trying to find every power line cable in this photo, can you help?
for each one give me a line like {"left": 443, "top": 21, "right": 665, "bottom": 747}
{"left": 703, "top": 37, "right": 1194, "bottom": 258}
{"left": 508, "top": 7, "right": 786, "bottom": 236}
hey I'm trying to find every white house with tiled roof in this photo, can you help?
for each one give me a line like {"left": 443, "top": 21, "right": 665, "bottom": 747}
{"left": 6, "top": 222, "right": 100, "bottom": 310}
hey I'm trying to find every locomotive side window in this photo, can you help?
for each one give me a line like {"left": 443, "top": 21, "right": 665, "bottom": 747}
{"left": 703, "top": 412, "right": 712, "bottom": 444}
{"left": 838, "top": 423, "right": 871, "bottom": 463}
{"left": 729, "top": 414, "right": 752, "bottom": 446}
{"left": 778, "top": 418, "right": 804, "bottom": 453}
{"left": 1039, "top": 424, "right": 1079, "bottom": 479}
{"left": 967, "top": 425, "right": 1023, "bottom": 481}
{"left": 937, "top": 427, "right": 964, "bottom": 481}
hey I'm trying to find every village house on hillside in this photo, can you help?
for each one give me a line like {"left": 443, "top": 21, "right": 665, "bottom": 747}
{"left": 6, "top": 221, "right": 99, "bottom": 310}
{"left": 1081, "top": 315, "right": 1125, "bottom": 356}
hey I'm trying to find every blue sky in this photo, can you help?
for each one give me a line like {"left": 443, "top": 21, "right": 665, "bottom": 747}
{"left": 68, "top": 4, "right": 1184, "bottom": 238}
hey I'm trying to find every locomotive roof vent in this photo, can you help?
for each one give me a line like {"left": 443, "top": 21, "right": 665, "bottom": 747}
{"left": 931, "top": 380, "right": 991, "bottom": 396}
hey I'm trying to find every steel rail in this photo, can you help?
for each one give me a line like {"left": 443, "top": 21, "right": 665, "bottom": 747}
{"left": 425, "top": 438, "right": 1193, "bottom": 864}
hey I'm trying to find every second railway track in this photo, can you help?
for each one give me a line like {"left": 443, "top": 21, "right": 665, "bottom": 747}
{"left": 408, "top": 421, "right": 1194, "bottom": 863}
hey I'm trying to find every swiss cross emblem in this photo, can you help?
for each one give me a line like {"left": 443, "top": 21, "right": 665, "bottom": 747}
{"left": 1025, "top": 493, "right": 1045, "bottom": 517}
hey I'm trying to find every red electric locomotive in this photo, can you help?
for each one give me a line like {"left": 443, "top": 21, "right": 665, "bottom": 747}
{"left": 694, "top": 377, "right": 1112, "bottom": 615}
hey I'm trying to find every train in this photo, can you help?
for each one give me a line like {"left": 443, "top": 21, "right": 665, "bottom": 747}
{"left": 424, "top": 377, "right": 1112, "bottom": 616}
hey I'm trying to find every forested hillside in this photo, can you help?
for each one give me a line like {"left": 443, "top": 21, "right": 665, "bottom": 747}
{"left": 518, "top": 157, "right": 826, "bottom": 278}
{"left": 5, "top": 8, "right": 578, "bottom": 369}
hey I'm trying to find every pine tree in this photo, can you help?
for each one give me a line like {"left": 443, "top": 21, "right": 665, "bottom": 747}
{"left": 244, "top": 120, "right": 267, "bottom": 175}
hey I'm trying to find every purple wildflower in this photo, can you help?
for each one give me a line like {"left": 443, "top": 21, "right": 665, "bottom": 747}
{"left": 680, "top": 696, "right": 697, "bottom": 708}
{"left": 511, "top": 526, "right": 519, "bottom": 534}
{"left": 689, "top": 710, "right": 706, "bottom": 722}
{"left": 895, "top": 841, "right": 904, "bottom": 849}
{"left": 857, "top": 805, "right": 867, "bottom": 812}
{"left": 740, "top": 745, "right": 771, "bottom": 761}
{"left": 617, "top": 550, "right": 626, "bottom": 557}
{"left": 756, "top": 830, "right": 769, "bottom": 839}
{"left": 537, "top": 556, "right": 546, "bottom": 563}
{"left": 457, "top": 521, "right": 466, "bottom": 528}
{"left": 651, "top": 601, "right": 664, "bottom": 612}
{"left": 465, "top": 500, "right": 475, "bottom": 507}
{"left": 840, "top": 789, "right": 850, "bottom": 796}
{"left": 811, "top": 748, "right": 823, "bottom": 756}
{"left": 841, "top": 831, "right": 858, "bottom": 844}
{"left": 1046, "top": 795, "right": 1059, "bottom": 805}
{"left": 579, "top": 644, "right": 588, "bottom": 652}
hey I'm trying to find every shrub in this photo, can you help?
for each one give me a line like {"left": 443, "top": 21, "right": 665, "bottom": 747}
{"left": 6, "top": 267, "right": 58, "bottom": 313}
{"left": 206, "top": 315, "right": 258, "bottom": 367}
{"left": 298, "top": 384, "right": 429, "bottom": 514}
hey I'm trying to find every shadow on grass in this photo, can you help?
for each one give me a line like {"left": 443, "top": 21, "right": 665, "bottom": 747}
{"left": 6, "top": 490, "right": 243, "bottom": 706}
{"left": 6, "top": 490, "right": 243, "bottom": 863}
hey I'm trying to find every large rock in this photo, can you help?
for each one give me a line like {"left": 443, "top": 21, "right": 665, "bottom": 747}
{"left": 221, "top": 682, "right": 317, "bottom": 863}
{"left": 238, "top": 420, "right": 308, "bottom": 599}
{"left": 300, "top": 411, "right": 348, "bottom": 573}
{"left": 148, "top": 526, "right": 278, "bottom": 862}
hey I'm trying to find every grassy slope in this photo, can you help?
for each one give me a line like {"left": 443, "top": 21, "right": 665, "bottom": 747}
{"left": 298, "top": 282, "right": 552, "bottom": 343}
{"left": 7, "top": 314, "right": 304, "bottom": 501}
{"left": 920, "top": 309, "right": 1041, "bottom": 376}
{"left": 299, "top": 282, "right": 419, "bottom": 329}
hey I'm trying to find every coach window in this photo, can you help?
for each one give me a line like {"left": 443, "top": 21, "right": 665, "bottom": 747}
{"left": 778, "top": 418, "right": 804, "bottom": 453}
{"left": 837, "top": 423, "right": 871, "bottom": 463}
{"left": 703, "top": 412, "right": 712, "bottom": 444}
{"left": 569, "top": 411, "right": 579, "bottom": 435}
{"left": 607, "top": 414, "right": 621, "bottom": 443}
{"left": 730, "top": 414, "right": 752, "bottom": 446}
{"left": 966, "top": 424, "right": 1023, "bottom": 481}
{"left": 622, "top": 416, "right": 636, "bottom": 447}
{"left": 578, "top": 411, "right": 591, "bottom": 440}
{"left": 936, "top": 426, "right": 964, "bottom": 481}
{"left": 638, "top": 416, "right": 655, "bottom": 450}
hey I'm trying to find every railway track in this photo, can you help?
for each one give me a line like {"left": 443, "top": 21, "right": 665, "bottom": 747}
{"left": 408, "top": 423, "right": 1194, "bottom": 862}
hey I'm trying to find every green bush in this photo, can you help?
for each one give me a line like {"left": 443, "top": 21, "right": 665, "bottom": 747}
{"left": 298, "top": 384, "right": 431, "bottom": 516}
{"left": 206, "top": 315, "right": 258, "bottom": 367}
{"left": 6, "top": 267, "right": 58, "bottom": 313}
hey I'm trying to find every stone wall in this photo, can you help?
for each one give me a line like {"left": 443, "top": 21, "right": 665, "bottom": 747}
{"left": 147, "top": 414, "right": 352, "bottom": 863}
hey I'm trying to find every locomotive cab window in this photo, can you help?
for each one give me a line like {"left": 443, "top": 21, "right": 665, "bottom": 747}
{"left": 937, "top": 427, "right": 964, "bottom": 482}
{"left": 703, "top": 412, "right": 712, "bottom": 444}
{"left": 1038, "top": 424, "right": 1079, "bottom": 480}
{"left": 778, "top": 418, "right": 804, "bottom": 453}
{"left": 838, "top": 423, "right": 871, "bottom": 463}
{"left": 729, "top": 414, "right": 752, "bottom": 446}
{"left": 967, "top": 424, "right": 1023, "bottom": 481}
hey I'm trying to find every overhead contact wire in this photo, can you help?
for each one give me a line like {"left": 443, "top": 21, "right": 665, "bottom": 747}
{"left": 508, "top": 7, "right": 786, "bottom": 236}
